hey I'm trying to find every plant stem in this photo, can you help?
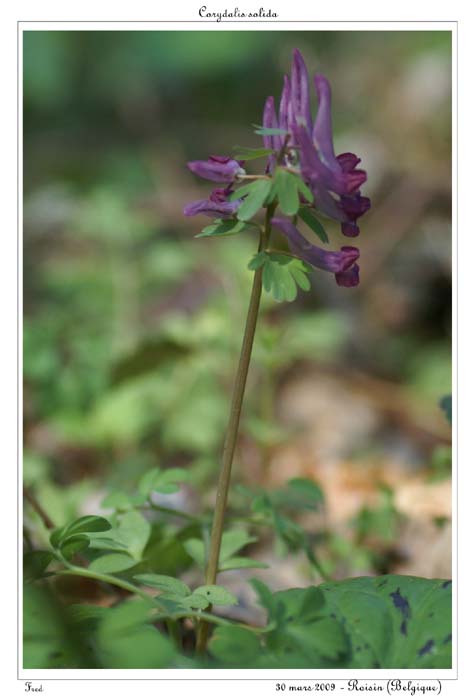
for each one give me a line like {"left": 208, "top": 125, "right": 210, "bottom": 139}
{"left": 23, "top": 486, "right": 55, "bottom": 530}
{"left": 196, "top": 205, "right": 275, "bottom": 653}
{"left": 53, "top": 566, "right": 159, "bottom": 605}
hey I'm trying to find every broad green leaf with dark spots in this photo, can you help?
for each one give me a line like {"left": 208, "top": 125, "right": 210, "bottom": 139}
{"left": 319, "top": 575, "right": 452, "bottom": 668}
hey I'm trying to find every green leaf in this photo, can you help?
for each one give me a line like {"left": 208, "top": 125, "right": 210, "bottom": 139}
{"left": 60, "top": 534, "right": 90, "bottom": 560}
{"left": 319, "top": 575, "right": 452, "bottom": 668}
{"left": 219, "top": 529, "right": 257, "bottom": 561}
{"left": 153, "top": 468, "right": 190, "bottom": 494}
{"left": 219, "top": 556, "right": 269, "bottom": 572}
{"left": 183, "top": 538, "right": 205, "bottom": 567}
{"left": 89, "top": 553, "right": 137, "bottom": 574}
{"left": 196, "top": 220, "right": 248, "bottom": 239}
{"left": 50, "top": 515, "right": 112, "bottom": 548}
{"left": 274, "top": 169, "right": 300, "bottom": 216}
{"left": 272, "top": 587, "right": 326, "bottom": 624}
{"left": 138, "top": 467, "right": 189, "bottom": 497}
{"left": 237, "top": 179, "right": 273, "bottom": 221}
{"left": 101, "top": 491, "right": 133, "bottom": 511}
{"left": 229, "top": 181, "right": 260, "bottom": 201}
{"left": 248, "top": 251, "right": 268, "bottom": 271}
{"left": 286, "top": 478, "right": 324, "bottom": 508}
{"left": 193, "top": 585, "right": 238, "bottom": 606}
{"left": 233, "top": 146, "right": 274, "bottom": 161}
{"left": 24, "top": 551, "right": 54, "bottom": 580}
{"left": 117, "top": 510, "right": 151, "bottom": 560}
{"left": 249, "top": 252, "right": 311, "bottom": 302}
{"left": 180, "top": 593, "right": 210, "bottom": 609}
{"left": 133, "top": 574, "right": 191, "bottom": 597}
{"left": 209, "top": 626, "right": 262, "bottom": 666}
{"left": 253, "top": 125, "right": 288, "bottom": 136}
{"left": 298, "top": 207, "right": 330, "bottom": 243}
{"left": 295, "top": 179, "right": 314, "bottom": 203}
{"left": 87, "top": 535, "right": 129, "bottom": 552}
{"left": 97, "top": 599, "right": 175, "bottom": 668}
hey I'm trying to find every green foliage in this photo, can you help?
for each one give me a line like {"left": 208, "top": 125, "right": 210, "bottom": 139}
{"left": 253, "top": 125, "right": 289, "bottom": 136}
{"left": 248, "top": 251, "right": 311, "bottom": 302}
{"left": 196, "top": 220, "right": 249, "bottom": 239}
{"left": 298, "top": 206, "right": 330, "bottom": 243}
{"left": 208, "top": 575, "right": 452, "bottom": 669}
{"left": 237, "top": 179, "right": 273, "bottom": 221}
{"left": 273, "top": 169, "right": 313, "bottom": 216}
{"left": 96, "top": 600, "right": 175, "bottom": 668}
{"left": 183, "top": 528, "right": 267, "bottom": 573}
{"left": 233, "top": 146, "right": 274, "bottom": 161}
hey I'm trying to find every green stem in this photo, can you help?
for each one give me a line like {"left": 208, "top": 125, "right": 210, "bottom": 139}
{"left": 196, "top": 205, "right": 275, "bottom": 653}
{"left": 52, "top": 566, "right": 159, "bottom": 606}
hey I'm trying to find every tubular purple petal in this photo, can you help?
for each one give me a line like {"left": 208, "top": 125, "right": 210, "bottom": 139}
{"left": 312, "top": 74, "right": 339, "bottom": 173}
{"left": 337, "top": 152, "right": 361, "bottom": 173}
{"left": 291, "top": 49, "right": 312, "bottom": 133}
{"left": 278, "top": 75, "right": 291, "bottom": 137}
{"left": 340, "top": 193, "right": 372, "bottom": 220}
{"left": 187, "top": 157, "right": 245, "bottom": 183}
{"left": 293, "top": 123, "right": 349, "bottom": 196}
{"left": 335, "top": 263, "right": 360, "bottom": 287}
{"left": 272, "top": 217, "right": 360, "bottom": 274}
{"left": 183, "top": 197, "right": 240, "bottom": 219}
{"left": 341, "top": 222, "right": 360, "bottom": 237}
{"left": 263, "top": 96, "right": 279, "bottom": 171}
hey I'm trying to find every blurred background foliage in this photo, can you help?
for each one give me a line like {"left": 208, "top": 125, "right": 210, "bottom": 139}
{"left": 23, "top": 30, "right": 451, "bottom": 586}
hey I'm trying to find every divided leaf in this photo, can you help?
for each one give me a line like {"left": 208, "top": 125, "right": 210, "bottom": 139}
{"left": 138, "top": 467, "right": 189, "bottom": 496}
{"left": 237, "top": 179, "right": 273, "bottom": 221}
{"left": 248, "top": 252, "right": 311, "bottom": 302}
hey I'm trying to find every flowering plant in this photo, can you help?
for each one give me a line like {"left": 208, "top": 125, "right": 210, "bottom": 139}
{"left": 185, "top": 49, "right": 371, "bottom": 294}
{"left": 184, "top": 50, "right": 374, "bottom": 651}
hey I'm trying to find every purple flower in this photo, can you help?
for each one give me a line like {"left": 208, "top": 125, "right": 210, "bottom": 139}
{"left": 272, "top": 217, "right": 360, "bottom": 287}
{"left": 263, "top": 96, "right": 280, "bottom": 172}
{"left": 187, "top": 155, "right": 245, "bottom": 183}
{"left": 262, "top": 50, "right": 370, "bottom": 237}
{"left": 290, "top": 48, "right": 312, "bottom": 133}
{"left": 184, "top": 187, "right": 240, "bottom": 219}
